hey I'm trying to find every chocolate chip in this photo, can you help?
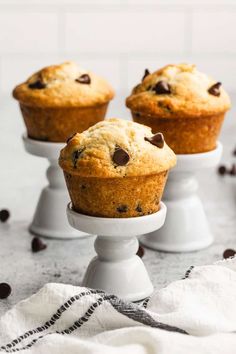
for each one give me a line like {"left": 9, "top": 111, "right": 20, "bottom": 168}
{"left": 145, "top": 133, "right": 164, "bottom": 148}
{"left": 208, "top": 82, "right": 221, "bottom": 97}
{"left": 0, "top": 209, "right": 10, "bottom": 222}
{"left": 136, "top": 204, "right": 143, "bottom": 213}
{"left": 153, "top": 81, "right": 171, "bottom": 94}
{"left": 112, "top": 146, "right": 130, "bottom": 166}
{"left": 0, "top": 283, "right": 11, "bottom": 299}
{"left": 223, "top": 248, "right": 236, "bottom": 259}
{"left": 81, "top": 185, "right": 86, "bottom": 190}
{"left": 117, "top": 205, "right": 128, "bottom": 213}
{"left": 66, "top": 133, "right": 77, "bottom": 144}
{"left": 233, "top": 148, "right": 236, "bottom": 156}
{"left": 54, "top": 273, "right": 61, "bottom": 278}
{"left": 135, "top": 112, "right": 141, "bottom": 118}
{"left": 28, "top": 80, "right": 46, "bottom": 89}
{"left": 218, "top": 165, "right": 227, "bottom": 176}
{"left": 142, "top": 69, "right": 150, "bottom": 81}
{"left": 31, "top": 237, "right": 47, "bottom": 253}
{"left": 75, "top": 74, "right": 91, "bottom": 84}
{"left": 136, "top": 245, "right": 145, "bottom": 258}
{"left": 230, "top": 164, "right": 236, "bottom": 176}
{"left": 72, "top": 149, "right": 84, "bottom": 168}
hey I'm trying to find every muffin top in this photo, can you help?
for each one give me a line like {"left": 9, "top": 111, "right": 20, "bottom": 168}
{"left": 126, "top": 63, "right": 231, "bottom": 118}
{"left": 59, "top": 118, "right": 176, "bottom": 178}
{"left": 13, "top": 61, "right": 114, "bottom": 108}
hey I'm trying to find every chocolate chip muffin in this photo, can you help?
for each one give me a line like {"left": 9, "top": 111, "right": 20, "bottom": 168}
{"left": 13, "top": 61, "right": 114, "bottom": 142}
{"left": 59, "top": 118, "right": 176, "bottom": 218}
{"left": 126, "top": 64, "right": 231, "bottom": 154}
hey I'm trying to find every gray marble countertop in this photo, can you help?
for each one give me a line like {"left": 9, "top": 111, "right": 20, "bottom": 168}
{"left": 0, "top": 95, "right": 236, "bottom": 317}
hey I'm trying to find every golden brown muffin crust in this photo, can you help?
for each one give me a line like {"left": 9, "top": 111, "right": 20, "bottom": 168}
{"left": 64, "top": 171, "right": 168, "bottom": 218}
{"left": 59, "top": 118, "right": 176, "bottom": 178}
{"left": 13, "top": 61, "right": 114, "bottom": 108}
{"left": 126, "top": 63, "right": 231, "bottom": 118}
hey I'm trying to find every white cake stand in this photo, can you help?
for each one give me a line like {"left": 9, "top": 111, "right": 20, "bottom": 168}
{"left": 67, "top": 202, "right": 167, "bottom": 301}
{"left": 141, "top": 142, "right": 223, "bottom": 252}
{"left": 23, "top": 135, "right": 88, "bottom": 239}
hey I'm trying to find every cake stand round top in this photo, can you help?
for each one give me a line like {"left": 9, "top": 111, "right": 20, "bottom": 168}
{"left": 175, "top": 142, "right": 223, "bottom": 172}
{"left": 67, "top": 202, "right": 167, "bottom": 237}
{"left": 22, "top": 134, "right": 66, "bottom": 159}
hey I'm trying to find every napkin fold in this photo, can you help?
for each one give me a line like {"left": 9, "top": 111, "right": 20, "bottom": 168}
{"left": 0, "top": 258, "right": 236, "bottom": 354}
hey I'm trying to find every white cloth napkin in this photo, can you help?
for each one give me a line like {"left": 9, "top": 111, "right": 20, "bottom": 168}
{"left": 1, "top": 258, "right": 236, "bottom": 354}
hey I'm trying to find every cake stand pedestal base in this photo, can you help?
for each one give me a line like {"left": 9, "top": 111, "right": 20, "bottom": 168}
{"left": 23, "top": 135, "right": 88, "bottom": 239}
{"left": 141, "top": 142, "right": 223, "bottom": 252}
{"left": 67, "top": 202, "right": 167, "bottom": 301}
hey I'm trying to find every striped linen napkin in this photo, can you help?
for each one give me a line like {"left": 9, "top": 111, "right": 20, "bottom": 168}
{"left": 0, "top": 258, "right": 236, "bottom": 353}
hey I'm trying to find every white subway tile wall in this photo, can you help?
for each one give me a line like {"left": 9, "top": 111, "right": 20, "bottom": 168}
{"left": 0, "top": 1, "right": 234, "bottom": 100}
{"left": 0, "top": 0, "right": 235, "bottom": 220}
{"left": 65, "top": 12, "right": 186, "bottom": 53}
{"left": 192, "top": 11, "right": 236, "bottom": 54}
{"left": 0, "top": 13, "right": 58, "bottom": 53}
{"left": 0, "top": 0, "right": 235, "bottom": 97}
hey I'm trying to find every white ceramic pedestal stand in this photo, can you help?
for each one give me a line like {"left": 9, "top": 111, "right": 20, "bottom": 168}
{"left": 23, "top": 135, "right": 87, "bottom": 239}
{"left": 141, "top": 142, "right": 223, "bottom": 252}
{"left": 67, "top": 202, "right": 167, "bottom": 301}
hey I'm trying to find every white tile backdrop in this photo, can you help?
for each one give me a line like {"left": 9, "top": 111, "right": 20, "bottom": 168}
{"left": 0, "top": 0, "right": 236, "bottom": 220}
{"left": 0, "top": 0, "right": 236, "bottom": 95}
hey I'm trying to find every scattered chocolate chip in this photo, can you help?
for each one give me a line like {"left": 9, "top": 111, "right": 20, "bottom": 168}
{"left": 230, "top": 164, "right": 236, "bottom": 176}
{"left": 135, "top": 112, "right": 141, "bottom": 118}
{"left": 117, "top": 205, "right": 128, "bottom": 213}
{"left": 81, "top": 185, "right": 86, "bottom": 190}
{"left": 208, "top": 82, "right": 221, "bottom": 97}
{"left": 136, "top": 245, "right": 145, "bottom": 258}
{"left": 0, "top": 283, "right": 12, "bottom": 299}
{"left": 66, "top": 133, "right": 77, "bottom": 144}
{"left": 72, "top": 149, "right": 84, "bottom": 168}
{"left": 136, "top": 204, "right": 143, "bottom": 213}
{"left": 218, "top": 165, "right": 227, "bottom": 176}
{"left": 142, "top": 69, "right": 150, "bottom": 81}
{"left": 145, "top": 133, "right": 164, "bottom": 148}
{"left": 112, "top": 146, "right": 130, "bottom": 166}
{"left": 31, "top": 237, "right": 47, "bottom": 253}
{"left": 28, "top": 80, "right": 46, "bottom": 89}
{"left": 223, "top": 248, "right": 236, "bottom": 259}
{"left": 153, "top": 80, "right": 171, "bottom": 94}
{"left": 0, "top": 209, "right": 10, "bottom": 222}
{"left": 54, "top": 273, "right": 61, "bottom": 278}
{"left": 75, "top": 74, "right": 91, "bottom": 84}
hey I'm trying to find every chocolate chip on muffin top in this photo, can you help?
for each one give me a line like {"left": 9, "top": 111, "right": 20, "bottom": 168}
{"left": 28, "top": 80, "right": 46, "bottom": 90}
{"left": 142, "top": 69, "right": 150, "bottom": 81}
{"left": 208, "top": 82, "right": 221, "bottom": 97}
{"left": 145, "top": 133, "right": 164, "bottom": 148}
{"left": 75, "top": 74, "right": 91, "bottom": 84}
{"left": 126, "top": 63, "right": 231, "bottom": 118}
{"left": 112, "top": 145, "right": 130, "bottom": 166}
{"left": 59, "top": 118, "right": 176, "bottom": 178}
{"left": 13, "top": 61, "right": 114, "bottom": 108}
